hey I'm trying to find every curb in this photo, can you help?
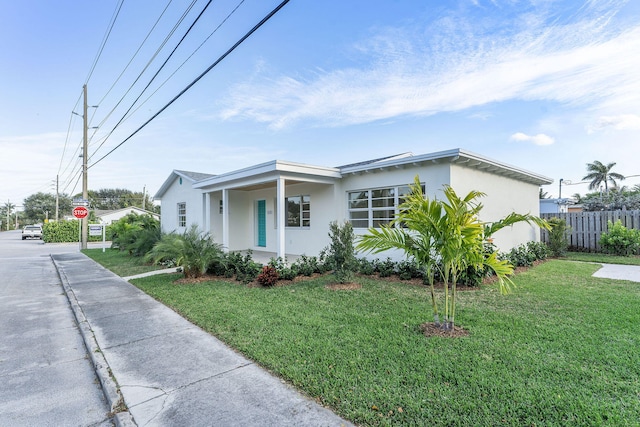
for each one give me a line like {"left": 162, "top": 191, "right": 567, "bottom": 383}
{"left": 52, "top": 255, "right": 137, "bottom": 427}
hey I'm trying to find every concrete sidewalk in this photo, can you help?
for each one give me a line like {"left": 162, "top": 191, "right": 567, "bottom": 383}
{"left": 592, "top": 262, "right": 640, "bottom": 282}
{"left": 52, "top": 252, "right": 352, "bottom": 427}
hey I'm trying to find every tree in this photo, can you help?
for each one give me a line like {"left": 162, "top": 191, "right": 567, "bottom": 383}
{"left": 356, "top": 176, "right": 548, "bottom": 332}
{"left": 81, "top": 188, "right": 155, "bottom": 211}
{"left": 539, "top": 188, "right": 549, "bottom": 199}
{"left": 23, "top": 192, "right": 73, "bottom": 224}
{"left": 582, "top": 160, "right": 625, "bottom": 192}
{"left": 1, "top": 201, "right": 16, "bottom": 230}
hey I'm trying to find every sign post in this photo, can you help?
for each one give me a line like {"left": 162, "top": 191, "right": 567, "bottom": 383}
{"left": 89, "top": 224, "right": 106, "bottom": 252}
{"left": 73, "top": 207, "right": 89, "bottom": 250}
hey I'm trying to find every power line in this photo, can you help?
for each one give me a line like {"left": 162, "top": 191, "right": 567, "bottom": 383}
{"left": 92, "top": 0, "right": 175, "bottom": 110}
{"left": 88, "top": 0, "right": 198, "bottom": 140}
{"left": 89, "top": 0, "right": 212, "bottom": 158}
{"left": 89, "top": 0, "right": 247, "bottom": 156}
{"left": 90, "top": 0, "right": 291, "bottom": 168}
{"left": 85, "top": 0, "right": 126, "bottom": 84}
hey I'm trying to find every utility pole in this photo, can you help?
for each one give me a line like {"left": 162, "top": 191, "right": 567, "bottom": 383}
{"left": 81, "top": 84, "right": 88, "bottom": 249}
{"left": 55, "top": 174, "right": 59, "bottom": 221}
{"left": 142, "top": 185, "right": 146, "bottom": 210}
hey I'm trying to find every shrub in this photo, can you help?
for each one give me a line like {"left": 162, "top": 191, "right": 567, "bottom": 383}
{"left": 145, "top": 225, "right": 223, "bottom": 278}
{"left": 225, "top": 250, "right": 262, "bottom": 284}
{"left": 268, "top": 257, "right": 298, "bottom": 280}
{"left": 256, "top": 266, "right": 279, "bottom": 287}
{"left": 43, "top": 220, "right": 107, "bottom": 243}
{"left": 291, "top": 254, "right": 322, "bottom": 277}
{"left": 396, "top": 259, "right": 422, "bottom": 280}
{"left": 375, "top": 258, "right": 396, "bottom": 277}
{"left": 600, "top": 220, "right": 640, "bottom": 256}
{"left": 526, "top": 241, "right": 551, "bottom": 260}
{"left": 356, "top": 258, "right": 376, "bottom": 275}
{"left": 459, "top": 241, "right": 497, "bottom": 287}
{"left": 547, "top": 218, "right": 570, "bottom": 257}
{"left": 110, "top": 213, "right": 161, "bottom": 256}
{"left": 324, "top": 221, "right": 357, "bottom": 283}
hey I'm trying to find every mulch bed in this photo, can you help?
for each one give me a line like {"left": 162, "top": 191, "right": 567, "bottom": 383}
{"left": 420, "top": 322, "right": 470, "bottom": 338}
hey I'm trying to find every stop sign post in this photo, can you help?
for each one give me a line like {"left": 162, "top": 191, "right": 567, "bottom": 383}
{"left": 73, "top": 206, "right": 88, "bottom": 219}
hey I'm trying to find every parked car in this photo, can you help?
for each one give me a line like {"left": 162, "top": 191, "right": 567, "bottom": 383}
{"left": 22, "top": 225, "right": 43, "bottom": 240}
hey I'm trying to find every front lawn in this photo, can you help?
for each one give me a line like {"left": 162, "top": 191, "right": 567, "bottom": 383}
{"left": 565, "top": 251, "right": 640, "bottom": 265}
{"left": 125, "top": 260, "right": 640, "bottom": 426}
{"left": 82, "top": 248, "right": 161, "bottom": 277}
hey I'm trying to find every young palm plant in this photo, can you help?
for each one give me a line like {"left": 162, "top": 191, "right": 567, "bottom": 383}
{"left": 145, "top": 225, "right": 224, "bottom": 278}
{"left": 357, "top": 176, "right": 540, "bottom": 332}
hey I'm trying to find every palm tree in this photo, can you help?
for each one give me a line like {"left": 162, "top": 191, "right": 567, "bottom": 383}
{"left": 357, "top": 176, "right": 543, "bottom": 332}
{"left": 583, "top": 161, "right": 625, "bottom": 192}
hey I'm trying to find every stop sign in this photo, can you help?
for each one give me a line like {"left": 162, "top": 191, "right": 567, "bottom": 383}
{"left": 73, "top": 206, "right": 89, "bottom": 219}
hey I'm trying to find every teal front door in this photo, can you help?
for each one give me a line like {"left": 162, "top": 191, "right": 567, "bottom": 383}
{"left": 257, "top": 200, "right": 266, "bottom": 247}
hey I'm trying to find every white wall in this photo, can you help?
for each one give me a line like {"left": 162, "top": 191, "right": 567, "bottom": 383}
{"left": 158, "top": 176, "right": 204, "bottom": 234}
{"left": 451, "top": 164, "right": 542, "bottom": 251}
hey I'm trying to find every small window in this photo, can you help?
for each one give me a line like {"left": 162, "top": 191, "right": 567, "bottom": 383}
{"left": 219, "top": 199, "right": 223, "bottom": 214}
{"left": 286, "top": 195, "right": 310, "bottom": 227}
{"left": 177, "top": 202, "right": 186, "bottom": 227}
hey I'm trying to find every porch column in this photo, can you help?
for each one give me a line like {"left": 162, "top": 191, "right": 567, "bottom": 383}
{"left": 222, "top": 188, "right": 229, "bottom": 252}
{"left": 204, "top": 192, "right": 211, "bottom": 234}
{"left": 276, "top": 177, "right": 286, "bottom": 260}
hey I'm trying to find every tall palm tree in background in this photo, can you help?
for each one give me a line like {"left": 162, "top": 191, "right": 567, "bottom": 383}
{"left": 583, "top": 160, "right": 625, "bottom": 192}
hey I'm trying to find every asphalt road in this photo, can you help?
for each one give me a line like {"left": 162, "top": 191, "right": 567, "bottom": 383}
{"left": 0, "top": 230, "right": 113, "bottom": 426}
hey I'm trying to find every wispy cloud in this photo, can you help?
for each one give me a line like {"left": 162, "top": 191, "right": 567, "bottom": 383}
{"left": 220, "top": 1, "right": 639, "bottom": 129}
{"left": 510, "top": 132, "right": 555, "bottom": 146}
{"left": 587, "top": 114, "right": 640, "bottom": 133}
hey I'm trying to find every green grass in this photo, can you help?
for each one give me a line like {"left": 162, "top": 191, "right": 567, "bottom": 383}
{"left": 82, "top": 248, "right": 161, "bottom": 277}
{"left": 564, "top": 251, "right": 640, "bottom": 266}
{"left": 123, "top": 261, "right": 640, "bottom": 426}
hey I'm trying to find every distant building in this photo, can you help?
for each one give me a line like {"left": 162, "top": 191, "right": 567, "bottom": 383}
{"left": 539, "top": 198, "right": 580, "bottom": 214}
{"left": 95, "top": 207, "right": 160, "bottom": 225}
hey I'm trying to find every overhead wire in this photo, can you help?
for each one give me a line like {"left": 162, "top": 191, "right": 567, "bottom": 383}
{"left": 90, "top": 0, "right": 291, "bottom": 169}
{"left": 84, "top": 0, "right": 126, "bottom": 85}
{"left": 103, "top": 0, "right": 247, "bottom": 131}
{"left": 92, "top": 0, "right": 175, "bottom": 110}
{"left": 88, "top": 0, "right": 199, "bottom": 147}
{"left": 89, "top": 0, "right": 212, "bottom": 158}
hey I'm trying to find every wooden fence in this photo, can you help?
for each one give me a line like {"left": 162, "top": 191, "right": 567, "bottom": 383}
{"left": 540, "top": 210, "right": 640, "bottom": 252}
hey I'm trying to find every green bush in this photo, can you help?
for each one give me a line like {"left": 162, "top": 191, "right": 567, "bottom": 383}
{"left": 600, "top": 220, "right": 640, "bottom": 256}
{"left": 323, "top": 221, "right": 357, "bottom": 283}
{"left": 356, "top": 258, "right": 376, "bottom": 275}
{"left": 145, "top": 225, "right": 224, "bottom": 278}
{"left": 224, "top": 250, "right": 262, "bottom": 284}
{"left": 43, "top": 220, "right": 107, "bottom": 243}
{"left": 375, "top": 258, "right": 396, "bottom": 277}
{"left": 396, "top": 259, "right": 423, "bottom": 280}
{"left": 547, "top": 217, "right": 570, "bottom": 257}
{"left": 291, "top": 254, "right": 323, "bottom": 277}
{"left": 110, "top": 213, "right": 160, "bottom": 256}
{"left": 267, "top": 257, "right": 298, "bottom": 280}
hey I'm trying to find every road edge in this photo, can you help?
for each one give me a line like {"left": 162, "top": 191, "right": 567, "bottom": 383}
{"left": 51, "top": 254, "right": 137, "bottom": 427}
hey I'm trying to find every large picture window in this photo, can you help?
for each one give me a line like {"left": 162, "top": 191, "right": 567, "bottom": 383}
{"left": 348, "top": 184, "right": 424, "bottom": 228}
{"left": 177, "top": 202, "right": 186, "bottom": 227}
{"left": 286, "top": 195, "right": 310, "bottom": 227}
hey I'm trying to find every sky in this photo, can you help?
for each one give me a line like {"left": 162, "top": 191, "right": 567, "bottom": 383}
{"left": 1, "top": 0, "right": 639, "bottom": 210}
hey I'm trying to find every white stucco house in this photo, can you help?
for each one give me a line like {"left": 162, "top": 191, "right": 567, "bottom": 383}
{"left": 154, "top": 148, "right": 553, "bottom": 260}
{"left": 95, "top": 206, "right": 160, "bottom": 225}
